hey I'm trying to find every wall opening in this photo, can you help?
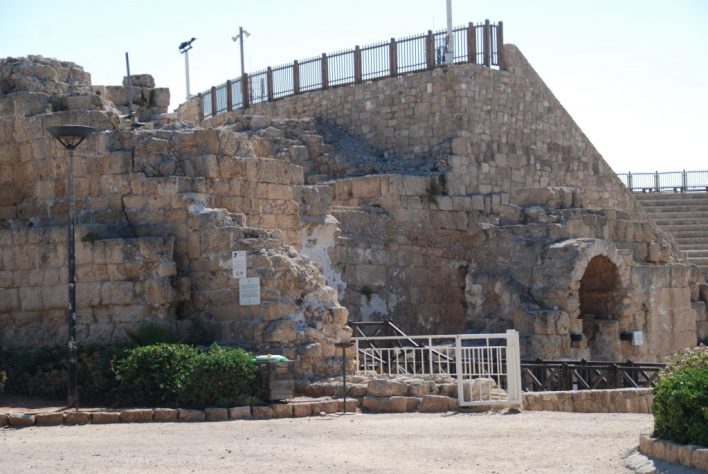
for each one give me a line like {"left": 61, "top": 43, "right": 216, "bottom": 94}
{"left": 578, "top": 255, "right": 622, "bottom": 360}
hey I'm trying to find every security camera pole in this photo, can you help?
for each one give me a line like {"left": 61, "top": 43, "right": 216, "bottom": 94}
{"left": 232, "top": 27, "right": 251, "bottom": 80}
{"left": 179, "top": 37, "right": 196, "bottom": 99}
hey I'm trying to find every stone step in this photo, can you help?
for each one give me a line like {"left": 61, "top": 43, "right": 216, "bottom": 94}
{"left": 645, "top": 211, "right": 708, "bottom": 219}
{"left": 675, "top": 239, "right": 708, "bottom": 247}
{"left": 654, "top": 221, "right": 708, "bottom": 228}
{"left": 635, "top": 192, "right": 708, "bottom": 201}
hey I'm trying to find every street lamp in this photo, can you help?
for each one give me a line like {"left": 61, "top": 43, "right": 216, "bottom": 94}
{"left": 231, "top": 27, "right": 251, "bottom": 79}
{"left": 179, "top": 37, "right": 196, "bottom": 100}
{"left": 48, "top": 125, "right": 96, "bottom": 410}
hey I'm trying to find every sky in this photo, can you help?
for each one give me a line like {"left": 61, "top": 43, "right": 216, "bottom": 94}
{"left": 2, "top": 0, "right": 707, "bottom": 173}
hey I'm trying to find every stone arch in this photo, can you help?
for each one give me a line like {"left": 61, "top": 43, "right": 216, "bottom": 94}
{"left": 530, "top": 238, "right": 631, "bottom": 359}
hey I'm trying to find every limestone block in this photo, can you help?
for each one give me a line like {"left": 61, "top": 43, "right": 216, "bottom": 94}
{"left": 407, "top": 380, "right": 437, "bottom": 397}
{"left": 461, "top": 378, "right": 494, "bottom": 401}
{"left": 290, "top": 403, "right": 313, "bottom": 417}
{"left": 64, "top": 411, "right": 90, "bottom": 425}
{"left": 121, "top": 409, "right": 153, "bottom": 423}
{"left": 0, "top": 288, "right": 19, "bottom": 311}
{"left": 35, "top": 412, "right": 64, "bottom": 426}
{"left": 367, "top": 378, "right": 408, "bottom": 397}
{"left": 418, "top": 395, "right": 455, "bottom": 412}
{"left": 8, "top": 413, "right": 35, "bottom": 427}
{"left": 91, "top": 412, "right": 122, "bottom": 424}
{"left": 178, "top": 409, "right": 205, "bottom": 422}
{"left": 336, "top": 398, "right": 359, "bottom": 412}
{"left": 270, "top": 403, "right": 293, "bottom": 418}
{"left": 0, "top": 415, "right": 8, "bottom": 427}
{"left": 693, "top": 449, "right": 708, "bottom": 471}
{"left": 42, "top": 284, "right": 67, "bottom": 309}
{"left": 152, "top": 88, "right": 170, "bottom": 108}
{"left": 363, "top": 396, "right": 411, "bottom": 413}
{"left": 437, "top": 383, "right": 458, "bottom": 398}
{"left": 19, "top": 287, "right": 43, "bottom": 311}
{"left": 204, "top": 407, "right": 228, "bottom": 421}
{"left": 252, "top": 406, "right": 274, "bottom": 419}
{"left": 228, "top": 406, "right": 252, "bottom": 420}
{"left": 101, "top": 281, "right": 135, "bottom": 305}
{"left": 124, "top": 74, "right": 155, "bottom": 88}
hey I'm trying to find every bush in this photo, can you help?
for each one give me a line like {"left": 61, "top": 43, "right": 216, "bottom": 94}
{"left": 114, "top": 344, "right": 199, "bottom": 407}
{"left": 0, "top": 345, "right": 123, "bottom": 403}
{"left": 114, "top": 343, "right": 259, "bottom": 408}
{"left": 181, "top": 344, "right": 257, "bottom": 408}
{"left": 652, "top": 346, "right": 708, "bottom": 447}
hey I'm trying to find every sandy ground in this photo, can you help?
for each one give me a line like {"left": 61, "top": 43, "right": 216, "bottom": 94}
{"left": 0, "top": 410, "right": 668, "bottom": 473}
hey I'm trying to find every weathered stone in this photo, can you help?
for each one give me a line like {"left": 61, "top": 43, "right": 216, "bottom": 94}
{"left": 91, "top": 412, "right": 122, "bottom": 424}
{"left": 35, "top": 412, "right": 64, "bottom": 426}
{"left": 367, "top": 379, "right": 408, "bottom": 397}
{"left": 291, "top": 403, "right": 314, "bottom": 417}
{"left": 251, "top": 406, "right": 274, "bottom": 419}
{"left": 64, "top": 411, "right": 90, "bottom": 425}
{"left": 204, "top": 407, "right": 228, "bottom": 421}
{"left": 120, "top": 409, "right": 153, "bottom": 423}
{"left": 228, "top": 406, "right": 252, "bottom": 420}
{"left": 270, "top": 403, "right": 293, "bottom": 418}
{"left": 8, "top": 413, "right": 35, "bottom": 427}
{"left": 418, "top": 395, "right": 455, "bottom": 413}
{"left": 178, "top": 409, "right": 205, "bottom": 422}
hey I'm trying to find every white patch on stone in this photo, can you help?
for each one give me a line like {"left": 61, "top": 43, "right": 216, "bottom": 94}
{"left": 299, "top": 215, "right": 347, "bottom": 299}
{"left": 360, "top": 293, "right": 388, "bottom": 320}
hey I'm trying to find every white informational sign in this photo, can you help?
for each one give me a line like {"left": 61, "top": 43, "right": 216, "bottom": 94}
{"left": 239, "top": 277, "right": 261, "bottom": 306}
{"left": 632, "top": 331, "right": 644, "bottom": 346}
{"left": 232, "top": 251, "right": 247, "bottom": 279}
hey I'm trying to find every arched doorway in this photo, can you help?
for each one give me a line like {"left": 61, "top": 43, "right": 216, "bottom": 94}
{"left": 578, "top": 255, "right": 622, "bottom": 360}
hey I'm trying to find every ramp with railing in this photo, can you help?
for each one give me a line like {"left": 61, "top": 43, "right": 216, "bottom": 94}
{"left": 199, "top": 20, "right": 504, "bottom": 120}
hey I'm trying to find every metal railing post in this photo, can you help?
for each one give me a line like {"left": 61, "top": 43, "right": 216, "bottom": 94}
{"left": 321, "top": 53, "right": 329, "bottom": 89}
{"left": 467, "top": 22, "right": 477, "bottom": 63}
{"left": 654, "top": 170, "right": 660, "bottom": 193}
{"left": 426, "top": 30, "right": 435, "bottom": 70}
{"left": 241, "top": 73, "right": 249, "bottom": 109}
{"left": 293, "top": 60, "right": 300, "bottom": 94}
{"left": 497, "top": 21, "right": 505, "bottom": 69}
{"left": 483, "top": 20, "right": 491, "bottom": 67}
{"left": 266, "top": 67, "right": 273, "bottom": 101}
{"left": 682, "top": 169, "right": 687, "bottom": 192}
{"left": 627, "top": 171, "right": 633, "bottom": 191}
{"left": 210, "top": 86, "right": 217, "bottom": 116}
{"left": 226, "top": 80, "right": 233, "bottom": 111}
{"left": 428, "top": 336, "right": 433, "bottom": 373}
{"left": 389, "top": 38, "right": 398, "bottom": 77}
{"left": 354, "top": 46, "right": 362, "bottom": 83}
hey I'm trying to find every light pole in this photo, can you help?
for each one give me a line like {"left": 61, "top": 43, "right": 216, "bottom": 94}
{"left": 179, "top": 37, "right": 196, "bottom": 100}
{"left": 48, "top": 125, "right": 96, "bottom": 410}
{"left": 444, "top": 0, "right": 455, "bottom": 64}
{"left": 231, "top": 27, "right": 251, "bottom": 79}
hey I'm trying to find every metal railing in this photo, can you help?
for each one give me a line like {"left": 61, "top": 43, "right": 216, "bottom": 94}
{"left": 521, "top": 359, "right": 665, "bottom": 392}
{"left": 200, "top": 20, "right": 504, "bottom": 119}
{"left": 352, "top": 330, "right": 522, "bottom": 406}
{"left": 617, "top": 170, "right": 708, "bottom": 193}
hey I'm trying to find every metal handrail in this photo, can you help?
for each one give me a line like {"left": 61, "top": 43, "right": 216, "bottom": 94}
{"left": 617, "top": 170, "right": 708, "bottom": 193}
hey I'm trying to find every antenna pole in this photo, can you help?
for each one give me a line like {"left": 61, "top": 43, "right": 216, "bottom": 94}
{"left": 125, "top": 52, "right": 133, "bottom": 117}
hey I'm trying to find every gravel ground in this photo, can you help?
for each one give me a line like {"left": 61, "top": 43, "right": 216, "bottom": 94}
{"left": 0, "top": 411, "right": 669, "bottom": 473}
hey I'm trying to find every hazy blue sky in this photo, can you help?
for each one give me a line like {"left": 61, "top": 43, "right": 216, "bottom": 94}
{"left": 2, "top": 0, "right": 707, "bottom": 173}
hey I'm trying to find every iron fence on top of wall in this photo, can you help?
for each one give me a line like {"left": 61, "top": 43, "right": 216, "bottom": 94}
{"left": 199, "top": 20, "right": 504, "bottom": 120}
{"left": 617, "top": 170, "right": 708, "bottom": 193}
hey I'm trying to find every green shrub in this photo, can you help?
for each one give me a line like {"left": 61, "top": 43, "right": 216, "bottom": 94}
{"left": 0, "top": 345, "right": 122, "bottom": 403}
{"left": 114, "top": 344, "right": 198, "bottom": 407}
{"left": 652, "top": 367, "right": 708, "bottom": 446}
{"left": 114, "top": 343, "right": 259, "bottom": 408}
{"left": 181, "top": 344, "right": 257, "bottom": 408}
{"left": 652, "top": 346, "right": 708, "bottom": 447}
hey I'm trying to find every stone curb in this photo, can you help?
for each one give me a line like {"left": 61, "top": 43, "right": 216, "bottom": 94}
{"left": 0, "top": 395, "right": 477, "bottom": 428}
{"left": 638, "top": 434, "right": 708, "bottom": 471}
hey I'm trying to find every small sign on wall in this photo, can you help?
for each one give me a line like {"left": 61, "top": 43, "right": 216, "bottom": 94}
{"left": 232, "top": 251, "right": 247, "bottom": 279}
{"left": 632, "top": 331, "right": 644, "bottom": 346}
{"left": 239, "top": 277, "right": 260, "bottom": 306}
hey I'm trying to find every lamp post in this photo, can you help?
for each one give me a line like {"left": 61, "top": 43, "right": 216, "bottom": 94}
{"left": 231, "top": 27, "right": 251, "bottom": 79}
{"left": 179, "top": 37, "right": 196, "bottom": 100}
{"left": 444, "top": 0, "right": 455, "bottom": 64}
{"left": 48, "top": 125, "right": 96, "bottom": 410}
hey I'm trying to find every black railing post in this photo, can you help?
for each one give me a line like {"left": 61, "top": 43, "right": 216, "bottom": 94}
{"left": 210, "top": 86, "right": 217, "bottom": 116}
{"left": 655, "top": 170, "right": 660, "bottom": 193}
{"left": 497, "top": 21, "right": 505, "bottom": 70}
{"left": 627, "top": 171, "right": 633, "bottom": 191}
{"left": 389, "top": 38, "right": 398, "bottom": 77}
{"left": 682, "top": 169, "right": 687, "bottom": 192}
{"left": 241, "top": 73, "right": 249, "bottom": 109}
{"left": 468, "top": 22, "right": 477, "bottom": 64}
{"left": 354, "top": 46, "right": 362, "bottom": 83}
{"left": 226, "top": 80, "right": 233, "bottom": 111}
{"left": 483, "top": 20, "right": 491, "bottom": 67}
{"left": 293, "top": 60, "right": 300, "bottom": 94}
{"left": 197, "top": 93, "right": 204, "bottom": 121}
{"left": 426, "top": 30, "right": 435, "bottom": 70}
{"left": 321, "top": 53, "right": 329, "bottom": 89}
{"left": 266, "top": 67, "right": 274, "bottom": 101}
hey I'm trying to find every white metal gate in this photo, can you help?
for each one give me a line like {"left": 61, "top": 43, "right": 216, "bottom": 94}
{"left": 353, "top": 330, "right": 522, "bottom": 407}
{"left": 455, "top": 330, "right": 522, "bottom": 407}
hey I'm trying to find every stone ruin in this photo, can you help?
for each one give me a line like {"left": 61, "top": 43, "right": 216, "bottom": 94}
{"left": 1, "top": 44, "right": 707, "bottom": 381}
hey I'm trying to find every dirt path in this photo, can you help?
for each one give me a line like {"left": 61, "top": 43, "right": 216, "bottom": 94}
{"left": 0, "top": 411, "right": 658, "bottom": 473}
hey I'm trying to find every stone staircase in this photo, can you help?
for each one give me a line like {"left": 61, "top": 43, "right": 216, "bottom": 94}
{"left": 636, "top": 193, "right": 708, "bottom": 280}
